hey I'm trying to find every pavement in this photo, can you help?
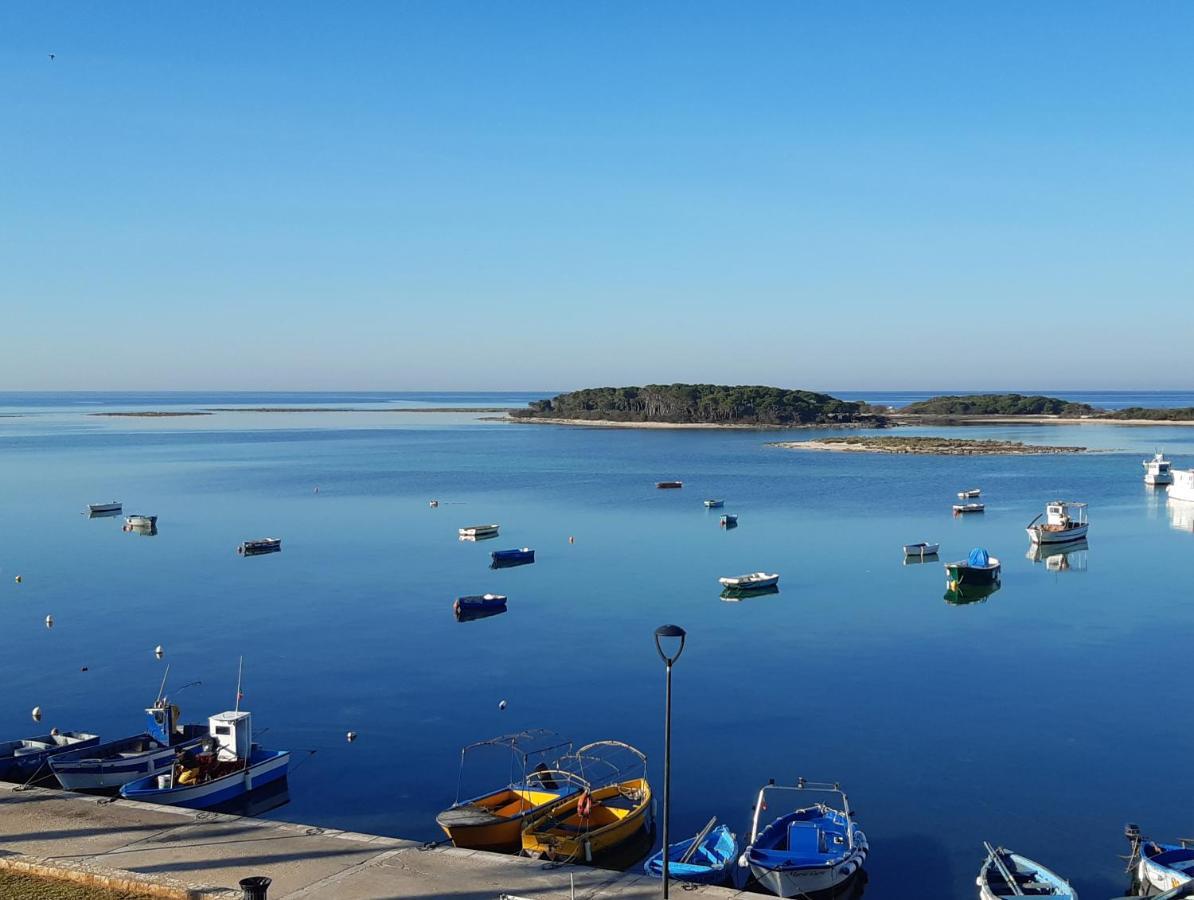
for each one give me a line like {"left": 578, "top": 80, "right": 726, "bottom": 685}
{"left": 0, "top": 782, "right": 748, "bottom": 899}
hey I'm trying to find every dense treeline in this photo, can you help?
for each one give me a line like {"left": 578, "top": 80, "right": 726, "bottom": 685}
{"left": 1098, "top": 407, "right": 1194, "bottom": 421}
{"left": 900, "top": 393, "right": 1099, "bottom": 416}
{"left": 512, "top": 384, "right": 875, "bottom": 425}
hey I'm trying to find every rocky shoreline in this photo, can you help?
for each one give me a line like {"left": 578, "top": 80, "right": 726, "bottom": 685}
{"left": 770, "top": 436, "right": 1087, "bottom": 455}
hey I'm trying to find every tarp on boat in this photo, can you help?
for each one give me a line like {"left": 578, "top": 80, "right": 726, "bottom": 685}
{"left": 967, "top": 547, "right": 990, "bottom": 567}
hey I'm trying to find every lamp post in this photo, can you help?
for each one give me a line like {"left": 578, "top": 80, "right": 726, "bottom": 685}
{"left": 654, "top": 624, "right": 686, "bottom": 898}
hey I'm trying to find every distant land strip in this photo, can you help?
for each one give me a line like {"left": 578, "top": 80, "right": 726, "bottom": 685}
{"left": 92, "top": 407, "right": 509, "bottom": 416}
{"left": 771, "top": 436, "right": 1086, "bottom": 455}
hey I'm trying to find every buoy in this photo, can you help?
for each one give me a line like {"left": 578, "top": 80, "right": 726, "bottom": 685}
{"left": 31, "top": 706, "right": 41, "bottom": 721}
{"left": 45, "top": 615, "right": 53, "bottom": 628}
{"left": 498, "top": 699, "right": 507, "bottom": 711}
{"left": 80, "top": 666, "right": 88, "bottom": 672}
{"left": 15, "top": 575, "right": 22, "bottom": 584}
{"left": 154, "top": 645, "right": 164, "bottom": 658}
{"left": 346, "top": 731, "right": 357, "bottom": 742}
{"left": 314, "top": 486, "right": 320, "bottom": 493}
{"left": 568, "top": 535, "right": 575, "bottom": 544}
{"left": 430, "top": 499, "right": 439, "bottom": 508}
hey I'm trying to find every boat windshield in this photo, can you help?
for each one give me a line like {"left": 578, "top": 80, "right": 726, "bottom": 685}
{"left": 454, "top": 730, "right": 572, "bottom": 803}
{"left": 556, "top": 740, "right": 647, "bottom": 789}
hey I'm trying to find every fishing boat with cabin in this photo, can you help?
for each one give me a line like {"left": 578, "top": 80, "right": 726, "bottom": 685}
{"left": 739, "top": 779, "right": 868, "bottom": 896}
{"left": 643, "top": 818, "right": 738, "bottom": 886}
{"left": 436, "top": 731, "right": 579, "bottom": 852}
{"left": 1170, "top": 469, "right": 1194, "bottom": 503}
{"left": 1026, "top": 501, "right": 1088, "bottom": 545}
{"left": 490, "top": 548, "right": 534, "bottom": 567}
{"left": 125, "top": 514, "right": 157, "bottom": 528}
{"left": 520, "top": 741, "right": 653, "bottom": 863}
{"left": 0, "top": 730, "right": 100, "bottom": 783}
{"left": 945, "top": 548, "right": 1001, "bottom": 589}
{"left": 1144, "top": 452, "right": 1174, "bottom": 485}
{"left": 976, "top": 842, "right": 1076, "bottom": 899}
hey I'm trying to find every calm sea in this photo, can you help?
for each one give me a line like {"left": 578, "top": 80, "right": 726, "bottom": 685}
{"left": 3, "top": 391, "right": 1194, "bottom": 898}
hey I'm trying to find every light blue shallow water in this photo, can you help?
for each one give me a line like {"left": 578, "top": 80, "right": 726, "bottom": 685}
{"left": 3, "top": 394, "right": 1194, "bottom": 898}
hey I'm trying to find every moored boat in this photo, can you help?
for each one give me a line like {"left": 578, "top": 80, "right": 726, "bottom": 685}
{"left": 656, "top": 481, "right": 683, "bottom": 489}
{"left": 125, "top": 514, "right": 157, "bottom": 528}
{"left": 454, "top": 594, "right": 507, "bottom": 615}
{"left": 903, "top": 541, "right": 940, "bottom": 557}
{"left": 954, "top": 502, "right": 985, "bottom": 514}
{"left": 119, "top": 710, "right": 288, "bottom": 810}
{"left": 436, "top": 731, "right": 579, "bottom": 852}
{"left": 87, "top": 501, "right": 122, "bottom": 516}
{"left": 718, "top": 572, "right": 779, "bottom": 590}
{"left": 720, "top": 514, "right": 738, "bottom": 528}
{"left": 976, "top": 842, "right": 1076, "bottom": 899}
{"left": 1127, "top": 825, "right": 1194, "bottom": 894}
{"left": 643, "top": 819, "right": 738, "bottom": 885}
{"left": 704, "top": 499, "right": 724, "bottom": 508}
{"left": 945, "top": 548, "right": 1001, "bottom": 589}
{"left": 739, "top": 779, "right": 867, "bottom": 896}
{"left": 1170, "top": 469, "right": 1194, "bottom": 503}
{"left": 237, "top": 537, "right": 281, "bottom": 555}
{"left": 958, "top": 489, "right": 982, "bottom": 499}
{"left": 49, "top": 702, "right": 207, "bottom": 791}
{"left": 1026, "top": 501, "right": 1088, "bottom": 545}
{"left": 459, "top": 524, "right": 500, "bottom": 538}
{"left": 490, "top": 548, "right": 534, "bottom": 567}
{"left": 0, "top": 731, "right": 100, "bottom": 782}
{"left": 1145, "top": 452, "right": 1174, "bottom": 485}
{"left": 521, "top": 741, "right": 652, "bottom": 863}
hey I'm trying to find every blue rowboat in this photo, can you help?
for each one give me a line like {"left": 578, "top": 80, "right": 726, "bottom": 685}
{"left": 644, "top": 822, "right": 737, "bottom": 885}
{"left": 120, "top": 710, "right": 289, "bottom": 811}
{"left": 977, "top": 843, "right": 1075, "bottom": 899}
{"left": 490, "top": 548, "right": 535, "bottom": 568}
{"left": 1139, "top": 840, "right": 1194, "bottom": 893}
{"left": 455, "top": 593, "right": 507, "bottom": 615}
{"left": 0, "top": 731, "right": 100, "bottom": 782}
{"left": 49, "top": 704, "right": 207, "bottom": 791}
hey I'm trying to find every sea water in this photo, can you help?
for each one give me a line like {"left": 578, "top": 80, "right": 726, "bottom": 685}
{"left": 2, "top": 391, "right": 1193, "bottom": 898}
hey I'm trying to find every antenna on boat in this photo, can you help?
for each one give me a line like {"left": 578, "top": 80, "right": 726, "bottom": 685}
{"left": 155, "top": 664, "right": 171, "bottom": 706}
{"left": 234, "top": 656, "right": 244, "bottom": 712}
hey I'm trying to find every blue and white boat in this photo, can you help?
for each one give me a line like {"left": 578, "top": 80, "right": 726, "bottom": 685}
{"left": 490, "top": 548, "right": 535, "bottom": 567}
{"left": 454, "top": 593, "right": 507, "bottom": 615}
{"left": 49, "top": 703, "right": 207, "bottom": 791}
{"left": 977, "top": 842, "right": 1076, "bottom": 898}
{"left": 643, "top": 819, "right": 737, "bottom": 885}
{"left": 740, "top": 779, "right": 867, "bottom": 896}
{"left": 120, "top": 710, "right": 289, "bottom": 810}
{"left": 0, "top": 731, "right": 100, "bottom": 782}
{"left": 704, "top": 499, "right": 725, "bottom": 509}
{"left": 1135, "top": 837, "right": 1194, "bottom": 893}
{"left": 720, "top": 514, "right": 738, "bottom": 528}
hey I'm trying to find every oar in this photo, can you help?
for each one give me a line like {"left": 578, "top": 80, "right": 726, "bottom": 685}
{"left": 983, "top": 841, "right": 1025, "bottom": 897}
{"left": 677, "top": 816, "right": 718, "bottom": 865}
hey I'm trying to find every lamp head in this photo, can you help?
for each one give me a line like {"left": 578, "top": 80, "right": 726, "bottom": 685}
{"left": 654, "top": 624, "right": 687, "bottom": 664}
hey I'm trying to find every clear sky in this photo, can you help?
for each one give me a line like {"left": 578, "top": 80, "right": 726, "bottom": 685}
{"left": 3, "top": 3, "right": 1192, "bottom": 391}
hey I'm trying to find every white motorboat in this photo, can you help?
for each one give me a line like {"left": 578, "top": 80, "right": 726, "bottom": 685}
{"left": 1144, "top": 452, "right": 1174, "bottom": 485}
{"left": 1169, "top": 469, "right": 1194, "bottom": 503}
{"left": 902, "top": 542, "right": 940, "bottom": 557}
{"left": 459, "top": 524, "right": 500, "bottom": 538}
{"left": 957, "top": 488, "right": 981, "bottom": 499}
{"left": 718, "top": 572, "right": 779, "bottom": 590}
{"left": 125, "top": 514, "right": 157, "bottom": 528}
{"left": 953, "top": 503, "right": 985, "bottom": 514}
{"left": 1026, "top": 501, "right": 1088, "bottom": 545}
{"left": 87, "top": 501, "right": 122, "bottom": 515}
{"left": 703, "top": 499, "right": 724, "bottom": 508}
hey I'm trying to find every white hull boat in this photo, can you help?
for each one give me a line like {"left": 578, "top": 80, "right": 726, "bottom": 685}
{"left": 1169, "top": 470, "right": 1194, "bottom": 503}
{"left": 954, "top": 503, "right": 985, "bottom": 514}
{"left": 125, "top": 515, "right": 157, "bottom": 528}
{"left": 459, "top": 524, "right": 500, "bottom": 537}
{"left": 903, "top": 542, "right": 939, "bottom": 556}
{"left": 87, "top": 501, "right": 122, "bottom": 515}
{"left": 1144, "top": 452, "right": 1174, "bottom": 485}
{"left": 958, "top": 489, "right": 981, "bottom": 499}
{"left": 1026, "top": 501, "right": 1089, "bottom": 545}
{"left": 718, "top": 572, "right": 779, "bottom": 590}
{"left": 977, "top": 843, "right": 1076, "bottom": 899}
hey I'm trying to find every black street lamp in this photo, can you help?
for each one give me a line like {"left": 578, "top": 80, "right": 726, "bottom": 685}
{"left": 654, "top": 624, "right": 686, "bottom": 898}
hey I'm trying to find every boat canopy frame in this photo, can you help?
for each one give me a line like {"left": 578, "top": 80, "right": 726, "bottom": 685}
{"left": 557, "top": 740, "right": 648, "bottom": 791}
{"left": 746, "top": 778, "right": 859, "bottom": 852}
{"left": 453, "top": 730, "right": 573, "bottom": 805}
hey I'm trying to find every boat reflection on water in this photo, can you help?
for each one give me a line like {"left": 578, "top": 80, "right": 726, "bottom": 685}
{"left": 454, "top": 606, "right": 508, "bottom": 623}
{"left": 902, "top": 553, "right": 939, "bottom": 566}
{"left": 459, "top": 532, "right": 499, "bottom": 543}
{"left": 944, "top": 581, "right": 1001, "bottom": 605}
{"left": 123, "top": 523, "right": 158, "bottom": 537}
{"left": 206, "top": 777, "right": 290, "bottom": 817}
{"left": 1168, "top": 497, "right": 1194, "bottom": 534}
{"left": 88, "top": 509, "right": 122, "bottom": 519}
{"left": 720, "top": 585, "right": 780, "bottom": 603}
{"left": 1026, "top": 539, "right": 1088, "bottom": 572}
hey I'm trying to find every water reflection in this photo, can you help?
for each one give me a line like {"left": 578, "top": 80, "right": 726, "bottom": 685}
{"left": 902, "top": 553, "right": 939, "bottom": 566}
{"left": 944, "top": 582, "right": 1001, "bottom": 605}
{"left": 1026, "top": 539, "right": 1088, "bottom": 572}
{"left": 123, "top": 523, "right": 158, "bottom": 537}
{"left": 458, "top": 532, "right": 499, "bottom": 542}
{"left": 453, "top": 606, "right": 507, "bottom": 623}
{"left": 206, "top": 777, "right": 290, "bottom": 817}
{"left": 87, "top": 509, "right": 121, "bottom": 519}
{"left": 720, "top": 585, "right": 781, "bottom": 603}
{"left": 1168, "top": 496, "right": 1194, "bottom": 533}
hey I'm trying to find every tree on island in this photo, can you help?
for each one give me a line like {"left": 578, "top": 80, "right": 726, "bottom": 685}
{"left": 899, "top": 393, "right": 1099, "bottom": 417}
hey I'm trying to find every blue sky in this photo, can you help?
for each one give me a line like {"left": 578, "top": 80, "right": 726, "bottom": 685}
{"left": 3, "top": 3, "right": 1192, "bottom": 390}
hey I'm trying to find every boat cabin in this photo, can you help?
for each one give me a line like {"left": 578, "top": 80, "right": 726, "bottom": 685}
{"left": 146, "top": 702, "right": 184, "bottom": 745}
{"left": 209, "top": 711, "right": 252, "bottom": 763}
{"left": 1042, "top": 501, "right": 1087, "bottom": 530}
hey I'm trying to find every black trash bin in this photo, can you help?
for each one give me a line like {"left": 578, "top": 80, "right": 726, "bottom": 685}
{"left": 239, "top": 875, "right": 272, "bottom": 900}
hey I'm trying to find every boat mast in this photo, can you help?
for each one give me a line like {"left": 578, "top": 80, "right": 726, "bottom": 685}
{"left": 234, "top": 656, "right": 244, "bottom": 713}
{"left": 155, "top": 664, "right": 171, "bottom": 706}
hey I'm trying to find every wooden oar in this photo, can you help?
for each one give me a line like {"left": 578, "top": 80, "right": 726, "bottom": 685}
{"left": 678, "top": 816, "right": 718, "bottom": 865}
{"left": 983, "top": 842, "right": 1025, "bottom": 897}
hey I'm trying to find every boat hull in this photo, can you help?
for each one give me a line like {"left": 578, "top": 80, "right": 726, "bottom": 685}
{"left": 0, "top": 733, "right": 101, "bottom": 782}
{"left": 903, "top": 543, "right": 940, "bottom": 556}
{"left": 1026, "top": 523, "right": 1088, "bottom": 545}
{"left": 51, "top": 738, "right": 206, "bottom": 791}
{"left": 748, "top": 834, "right": 868, "bottom": 896}
{"left": 1139, "top": 844, "right": 1194, "bottom": 893}
{"left": 945, "top": 560, "right": 1001, "bottom": 586}
{"left": 643, "top": 824, "right": 737, "bottom": 885}
{"left": 718, "top": 575, "right": 779, "bottom": 590}
{"left": 977, "top": 850, "right": 1076, "bottom": 899}
{"left": 437, "top": 784, "right": 575, "bottom": 852}
{"left": 522, "top": 778, "right": 653, "bottom": 862}
{"left": 119, "top": 750, "right": 289, "bottom": 810}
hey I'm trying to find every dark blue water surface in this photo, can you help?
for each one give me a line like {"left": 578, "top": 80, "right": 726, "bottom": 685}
{"left": 3, "top": 395, "right": 1194, "bottom": 898}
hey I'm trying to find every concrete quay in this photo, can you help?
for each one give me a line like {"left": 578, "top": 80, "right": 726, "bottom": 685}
{"left": 0, "top": 782, "right": 745, "bottom": 899}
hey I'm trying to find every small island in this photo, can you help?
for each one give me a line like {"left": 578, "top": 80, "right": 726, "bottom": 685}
{"left": 770, "top": 436, "right": 1086, "bottom": 455}
{"left": 897, "top": 393, "right": 1099, "bottom": 417}
{"left": 509, "top": 384, "right": 883, "bottom": 427}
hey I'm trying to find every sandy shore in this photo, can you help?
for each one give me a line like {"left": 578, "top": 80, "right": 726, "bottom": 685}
{"left": 889, "top": 414, "right": 1194, "bottom": 427}
{"left": 502, "top": 416, "right": 860, "bottom": 430}
{"left": 772, "top": 437, "right": 1086, "bottom": 455}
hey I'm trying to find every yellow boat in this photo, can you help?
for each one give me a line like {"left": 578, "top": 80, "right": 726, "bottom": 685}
{"left": 436, "top": 731, "right": 579, "bottom": 853}
{"left": 521, "top": 741, "right": 652, "bottom": 863}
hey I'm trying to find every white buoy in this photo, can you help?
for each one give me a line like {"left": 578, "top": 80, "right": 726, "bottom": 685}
{"left": 45, "top": 615, "right": 53, "bottom": 628}
{"left": 346, "top": 731, "right": 357, "bottom": 742}
{"left": 568, "top": 535, "right": 575, "bottom": 544}
{"left": 498, "top": 699, "right": 507, "bottom": 711}
{"left": 430, "top": 499, "right": 439, "bottom": 508}
{"left": 31, "top": 706, "right": 41, "bottom": 721}
{"left": 15, "top": 575, "right": 22, "bottom": 584}
{"left": 154, "top": 645, "right": 164, "bottom": 658}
